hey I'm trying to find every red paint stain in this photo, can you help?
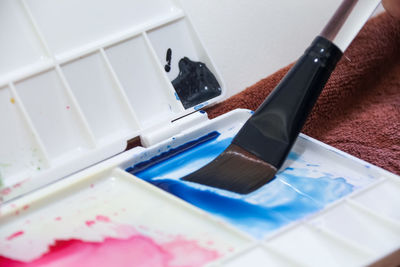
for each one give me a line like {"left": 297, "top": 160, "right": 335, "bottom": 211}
{"left": 55, "top": 217, "right": 62, "bottom": 221}
{"left": 6, "top": 231, "right": 24, "bottom": 241}
{"left": 95, "top": 215, "right": 110, "bottom": 223}
{"left": 85, "top": 220, "right": 95, "bottom": 227}
{"left": 0, "top": 234, "right": 219, "bottom": 267}
{"left": 66, "top": 106, "right": 70, "bottom": 110}
{"left": 22, "top": 205, "right": 29, "bottom": 210}
{"left": 1, "top": 187, "right": 11, "bottom": 196}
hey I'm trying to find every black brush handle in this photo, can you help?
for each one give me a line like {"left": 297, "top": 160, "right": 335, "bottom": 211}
{"left": 233, "top": 36, "right": 343, "bottom": 169}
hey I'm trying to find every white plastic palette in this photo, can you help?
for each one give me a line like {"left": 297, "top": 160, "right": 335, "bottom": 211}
{"left": 1, "top": 109, "right": 400, "bottom": 266}
{"left": 0, "top": 0, "right": 225, "bottom": 200}
{"left": 1, "top": 1, "right": 399, "bottom": 266}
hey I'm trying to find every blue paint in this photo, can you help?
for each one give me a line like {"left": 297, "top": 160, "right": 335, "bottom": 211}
{"left": 128, "top": 132, "right": 220, "bottom": 174}
{"left": 127, "top": 133, "right": 354, "bottom": 238}
{"left": 174, "top": 92, "right": 180, "bottom": 101}
{"left": 194, "top": 103, "right": 206, "bottom": 110}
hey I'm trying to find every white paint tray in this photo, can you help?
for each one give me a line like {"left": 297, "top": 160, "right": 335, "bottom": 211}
{"left": 0, "top": 0, "right": 399, "bottom": 266}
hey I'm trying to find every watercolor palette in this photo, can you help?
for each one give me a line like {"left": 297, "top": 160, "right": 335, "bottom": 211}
{"left": 1, "top": 0, "right": 399, "bottom": 266}
{"left": 1, "top": 109, "right": 399, "bottom": 266}
{"left": 0, "top": 0, "right": 225, "bottom": 201}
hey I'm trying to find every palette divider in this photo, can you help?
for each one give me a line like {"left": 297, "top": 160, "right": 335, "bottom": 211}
{"left": 261, "top": 243, "right": 309, "bottom": 267}
{"left": 207, "top": 242, "right": 261, "bottom": 266}
{"left": 53, "top": 65, "right": 98, "bottom": 148}
{"left": 98, "top": 48, "right": 143, "bottom": 130}
{"left": 386, "top": 173, "right": 400, "bottom": 185}
{"left": 141, "top": 32, "right": 186, "bottom": 113}
{"left": 265, "top": 223, "right": 374, "bottom": 266}
{"left": 19, "top": 0, "right": 53, "bottom": 58}
{"left": 345, "top": 198, "right": 400, "bottom": 228}
{"left": 8, "top": 82, "right": 52, "bottom": 168}
{"left": 304, "top": 221, "right": 376, "bottom": 257}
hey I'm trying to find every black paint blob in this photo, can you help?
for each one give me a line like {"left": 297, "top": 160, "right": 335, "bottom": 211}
{"left": 172, "top": 57, "right": 221, "bottom": 109}
{"left": 164, "top": 48, "right": 172, "bottom": 72}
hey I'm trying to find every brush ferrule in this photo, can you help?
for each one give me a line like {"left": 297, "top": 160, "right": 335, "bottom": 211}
{"left": 233, "top": 36, "right": 342, "bottom": 169}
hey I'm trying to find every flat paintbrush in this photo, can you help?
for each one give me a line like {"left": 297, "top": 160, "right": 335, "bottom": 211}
{"left": 182, "top": 0, "right": 380, "bottom": 194}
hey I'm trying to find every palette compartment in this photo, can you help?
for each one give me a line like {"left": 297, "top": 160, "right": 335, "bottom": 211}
{"left": 264, "top": 224, "right": 373, "bottom": 267}
{"left": 0, "top": 0, "right": 50, "bottom": 86}
{"left": 309, "top": 201, "right": 400, "bottom": 256}
{"left": 14, "top": 69, "right": 96, "bottom": 160}
{"left": 0, "top": 163, "right": 251, "bottom": 264}
{"left": 351, "top": 178, "right": 400, "bottom": 222}
{"left": 23, "top": 0, "right": 183, "bottom": 59}
{"left": 147, "top": 17, "right": 225, "bottom": 109}
{"left": 104, "top": 34, "right": 183, "bottom": 127}
{"left": 61, "top": 51, "right": 140, "bottom": 143}
{"left": 0, "top": 85, "right": 49, "bottom": 186}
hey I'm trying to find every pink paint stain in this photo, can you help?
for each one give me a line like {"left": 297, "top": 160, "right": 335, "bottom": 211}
{"left": 0, "top": 234, "right": 219, "bottom": 267}
{"left": 22, "top": 205, "right": 29, "bottom": 211}
{"left": 66, "top": 106, "right": 70, "bottom": 110}
{"left": 1, "top": 188, "right": 11, "bottom": 196}
{"left": 6, "top": 231, "right": 24, "bottom": 241}
{"left": 95, "top": 215, "right": 110, "bottom": 223}
{"left": 54, "top": 217, "right": 62, "bottom": 221}
{"left": 85, "top": 220, "right": 95, "bottom": 227}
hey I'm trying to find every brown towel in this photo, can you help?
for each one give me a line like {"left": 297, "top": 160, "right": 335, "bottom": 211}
{"left": 207, "top": 13, "right": 400, "bottom": 175}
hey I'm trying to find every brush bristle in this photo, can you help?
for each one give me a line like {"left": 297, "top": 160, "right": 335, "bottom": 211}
{"left": 182, "top": 144, "right": 277, "bottom": 194}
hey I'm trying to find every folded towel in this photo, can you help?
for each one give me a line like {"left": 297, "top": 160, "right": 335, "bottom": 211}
{"left": 207, "top": 13, "right": 400, "bottom": 175}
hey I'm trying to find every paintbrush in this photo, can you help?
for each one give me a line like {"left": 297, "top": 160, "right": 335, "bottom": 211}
{"left": 182, "top": 0, "right": 380, "bottom": 194}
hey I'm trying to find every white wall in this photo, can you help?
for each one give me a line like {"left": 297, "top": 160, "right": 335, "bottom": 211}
{"left": 180, "top": 0, "right": 370, "bottom": 97}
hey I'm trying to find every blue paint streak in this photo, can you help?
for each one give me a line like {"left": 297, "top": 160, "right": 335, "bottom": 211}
{"left": 194, "top": 103, "right": 206, "bottom": 110}
{"left": 128, "top": 134, "right": 354, "bottom": 238}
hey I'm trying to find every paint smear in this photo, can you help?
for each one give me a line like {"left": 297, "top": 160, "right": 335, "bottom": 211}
{"left": 0, "top": 234, "right": 219, "bottom": 267}
{"left": 129, "top": 135, "right": 354, "bottom": 238}
{"left": 172, "top": 57, "right": 221, "bottom": 109}
{"left": 6, "top": 231, "right": 24, "bottom": 241}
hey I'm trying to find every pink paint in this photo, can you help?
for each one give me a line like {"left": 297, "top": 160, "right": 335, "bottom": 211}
{"left": 66, "top": 106, "right": 70, "bottom": 110}
{"left": 1, "top": 188, "right": 11, "bottom": 196}
{"left": 95, "top": 215, "right": 110, "bottom": 223}
{"left": 55, "top": 217, "right": 62, "bottom": 221}
{"left": 0, "top": 234, "right": 219, "bottom": 267}
{"left": 6, "top": 231, "right": 24, "bottom": 241}
{"left": 22, "top": 205, "right": 29, "bottom": 210}
{"left": 85, "top": 220, "right": 95, "bottom": 227}
{"left": 90, "top": 184, "right": 94, "bottom": 188}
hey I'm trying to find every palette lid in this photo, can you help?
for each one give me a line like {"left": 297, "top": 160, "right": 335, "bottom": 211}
{"left": 0, "top": 0, "right": 226, "bottom": 198}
